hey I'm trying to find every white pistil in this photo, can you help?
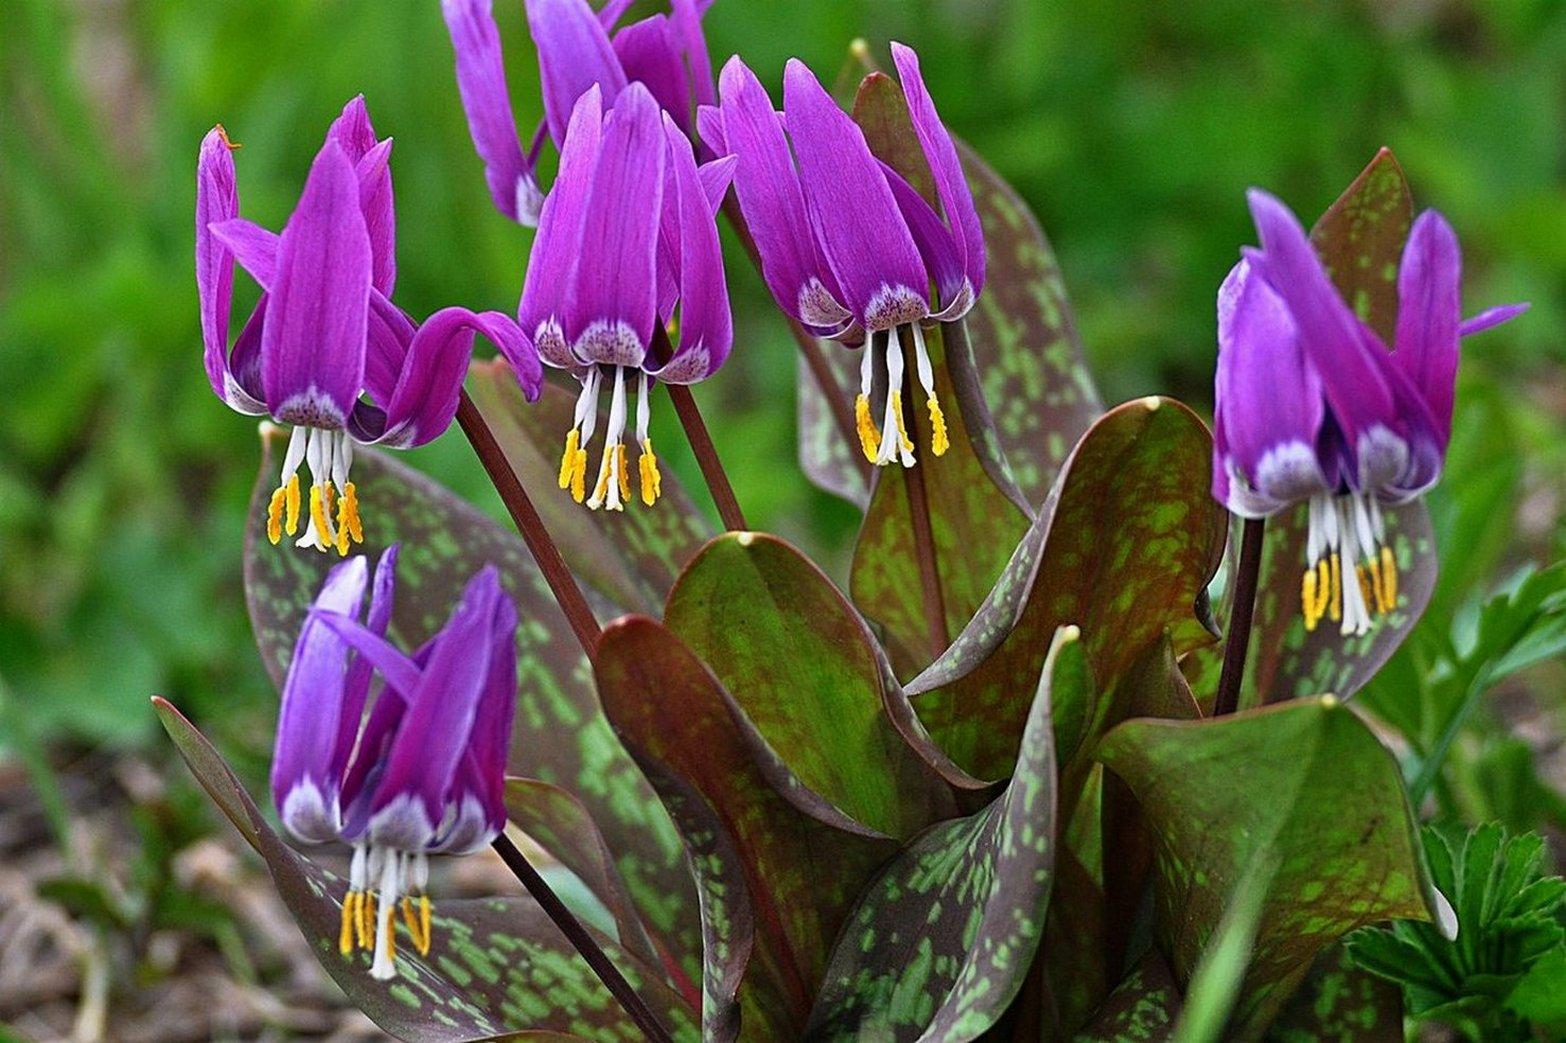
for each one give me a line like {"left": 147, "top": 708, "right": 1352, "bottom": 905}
{"left": 874, "top": 329, "right": 914, "bottom": 467}
{"left": 281, "top": 424, "right": 308, "bottom": 488}
{"left": 575, "top": 367, "right": 601, "bottom": 449}
{"left": 911, "top": 321, "right": 936, "bottom": 404}
{"left": 588, "top": 367, "right": 629, "bottom": 512}
{"left": 369, "top": 849, "right": 404, "bottom": 981}
{"left": 859, "top": 330, "right": 877, "bottom": 402}
{"left": 635, "top": 370, "right": 652, "bottom": 451}
{"left": 1337, "top": 497, "right": 1371, "bottom": 636}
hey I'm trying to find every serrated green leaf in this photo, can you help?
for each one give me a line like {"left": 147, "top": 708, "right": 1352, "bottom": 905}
{"left": 1506, "top": 946, "right": 1566, "bottom": 1025}
{"left": 1097, "top": 698, "right": 1440, "bottom": 1038}
{"left": 909, "top": 398, "right": 1226, "bottom": 782}
{"left": 243, "top": 433, "right": 702, "bottom": 991}
{"left": 155, "top": 698, "right": 699, "bottom": 1043}
{"left": 806, "top": 627, "right": 1070, "bottom": 1042}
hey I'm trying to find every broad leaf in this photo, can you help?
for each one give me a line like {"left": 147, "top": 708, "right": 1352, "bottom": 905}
{"left": 595, "top": 617, "right": 898, "bottom": 1040}
{"left": 467, "top": 360, "right": 714, "bottom": 615}
{"left": 910, "top": 398, "right": 1226, "bottom": 782}
{"left": 806, "top": 628, "right": 1071, "bottom": 1042}
{"left": 1263, "top": 943, "right": 1402, "bottom": 1043}
{"left": 1096, "top": 697, "right": 1444, "bottom": 1037}
{"left": 664, "top": 532, "right": 955, "bottom": 840}
{"left": 155, "top": 699, "right": 699, "bottom": 1043}
{"left": 244, "top": 432, "right": 703, "bottom": 991}
{"left": 1074, "top": 953, "right": 1180, "bottom": 1042}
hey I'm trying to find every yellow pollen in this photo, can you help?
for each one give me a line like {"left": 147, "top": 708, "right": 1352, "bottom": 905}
{"left": 419, "top": 896, "right": 432, "bottom": 956}
{"left": 334, "top": 490, "right": 352, "bottom": 557}
{"left": 615, "top": 444, "right": 631, "bottom": 505}
{"left": 1328, "top": 554, "right": 1342, "bottom": 623}
{"left": 558, "top": 429, "right": 581, "bottom": 490}
{"left": 401, "top": 897, "right": 424, "bottom": 953}
{"left": 339, "top": 892, "right": 358, "bottom": 956}
{"left": 342, "top": 482, "right": 362, "bottom": 543}
{"left": 309, "top": 485, "right": 331, "bottom": 552}
{"left": 1357, "top": 565, "right": 1374, "bottom": 608}
{"left": 358, "top": 892, "right": 376, "bottom": 950}
{"left": 591, "top": 449, "right": 614, "bottom": 506}
{"left": 1302, "top": 565, "right": 1320, "bottom": 633}
{"left": 267, "top": 487, "right": 286, "bottom": 545}
{"left": 1366, "top": 555, "right": 1386, "bottom": 614}
{"left": 284, "top": 474, "right": 301, "bottom": 535}
{"left": 928, "top": 395, "right": 949, "bottom": 457}
{"left": 639, "top": 439, "right": 662, "bottom": 507}
{"left": 855, "top": 394, "right": 881, "bottom": 462}
{"left": 570, "top": 448, "right": 588, "bottom": 504}
{"left": 891, "top": 391, "right": 914, "bottom": 454}
{"left": 385, "top": 912, "right": 397, "bottom": 963}
{"left": 1380, "top": 547, "right": 1398, "bottom": 610}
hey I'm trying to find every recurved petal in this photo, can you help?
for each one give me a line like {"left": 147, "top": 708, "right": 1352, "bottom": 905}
{"left": 260, "top": 142, "right": 372, "bottom": 427}
{"left": 613, "top": 16, "right": 691, "bottom": 133}
{"left": 1460, "top": 303, "right": 1528, "bottom": 336}
{"left": 520, "top": 86, "right": 604, "bottom": 369}
{"left": 651, "top": 113, "right": 732, "bottom": 384}
{"left": 271, "top": 556, "right": 370, "bottom": 845}
{"left": 434, "top": 587, "right": 518, "bottom": 854}
{"left": 890, "top": 42, "right": 986, "bottom": 296}
{"left": 1391, "top": 210, "right": 1461, "bottom": 448}
{"left": 209, "top": 217, "right": 278, "bottom": 289}
{"left": 364, "top": 292, "right": 416, "bottom": 406}
{"left": 196, "top": 128, "right": 247, "bottom": 410}
{"left": 784, "top": 58, "right": 929, "bottom": 331}
{"left": 1212, "top": 261, "right": 1329, "bottom": 515}
{"left": 443, "top": 0, "right": 539, "bottom": 224}
{"left": 716, "top": 57, "right": 850, "bottom": 330}
{"left": 564, "top": 83, "right": 665, "bottom": 368}
{"left": 527, "top": 0, "right": 628, "bottom": 146}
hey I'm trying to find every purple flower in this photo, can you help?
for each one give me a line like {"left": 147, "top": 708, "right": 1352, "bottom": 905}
{"left": 1213, "top": 189, "right": 1527, "bottom": 635}
{"left": 519, "top": 84, "right": 735, "bottom": 511}
{"left": 704, "top": 45, "right": 983, "bottom": 468}
{"left": 271, "top": 546, "right": 517, "bottom": 980}
{"left": 441, "top": 0, "right": 716, "bottom": 225}
{"left": 197, "top": 98, "right": 542, "bottom": 555}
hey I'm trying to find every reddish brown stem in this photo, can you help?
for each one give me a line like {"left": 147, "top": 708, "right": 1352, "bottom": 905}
{"left": 1213, "top": 517, "right": 1266, "bottom": 717}
{"left": 666, "top": 383, "right": 748, "bottom": 532}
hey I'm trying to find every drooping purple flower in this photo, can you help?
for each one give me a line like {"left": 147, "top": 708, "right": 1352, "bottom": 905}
{"left": 272, "top": 546, "right": 517, "bottom": 980}
{"left": 197, "top": 98, "right": 542, "bottom": 555}
{"left": 705, "top": 45, "right": 984, "bottom": 468}
{"left": 1213, "top": 189, "right": 1527, "bottom": 635}
{"left": 441, "top": 0, "right": 716, "bottom": 225}
{"left": 519, "top": 84, "right": 735, "bottom": 511}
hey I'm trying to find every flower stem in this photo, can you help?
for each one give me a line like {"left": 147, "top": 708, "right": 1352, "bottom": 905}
{"left": 491, "top": 833, "right": 676, "bottom": 1043}
{"left": 456, "top": 391, "right": 602, "bottom": 655}
{"left": 648, "top": 325, "right": 748, "bottom": 532}
{"left": 1213, "top": 517, "right": 1266, "bottom": 717}
{"left": 898, "top": 327, "right": 950, "bottom": 657}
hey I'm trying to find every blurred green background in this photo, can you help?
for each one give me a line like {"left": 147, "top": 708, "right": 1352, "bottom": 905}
{"left": 2, "top": 0, "right": 1562, "bottom": 775}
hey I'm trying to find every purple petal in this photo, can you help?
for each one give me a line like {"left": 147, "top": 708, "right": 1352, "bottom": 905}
{"left": 881, "top": 161, "right": 971, "bottom": 321}
{"left": 697, "top": 154, "right": 736, "bottom": 214}
{"left": 519, "top": 87, "right": 604, "bottom": 369}
{"left": 651, "top": 113, "right": 732, "bottom": 384}
{"left": 327, "top": 95, "right": 378, "bottom": 161}
{"left": 365, "top": 291, "right": 416, "bottom": 405}
{"left": 716, "top": 57, "right": 850, "bottom": 330}
{"left": 433, "top": 589, "right": 518, "bottom": 853}
{"left": 697, "top": 103, "right": 726, "bottom": 155}
{"left": 227, "top": 297, "right": 268, "bottom": 408}
{"left": 354, "top": 138, "right": 398, "bottom": 295}
{"left": 196, "top": 128, "right": 254, "bottom": 412}
{"left": 1391, "top": 210, "right": 1461, "bottom": 449}
{"left": 260, "top": 142, "right": 372, "bottom": 426}
{"left": 670, "top": 0, "right": 716, "bottom": 111}
{"left": 209, "top": 217, "right": 278, "bottom": 289}
{"left": 564, "top": 83, "right": 665, "bottom": 368}
{"left": 332, "top": 545, "right": 400, "bottom": 781}
{"left": 271, "top": 556, "right": 369, "bottom": 844}
{"left": 1245, "top": 190, "right": 1398, "bottom": 484}
{"left": 614, "top": 15, "right": 691, "bottom": 133}
{"left": 526, "top": 0, "right": 627, "bottom": 146}
{"left": 784, "top": 58, "right": 929, "bottom": 331}
{"left": 1460, "top": 302, "right": 1528, "bottom": 337}
{"left": 443, "top": 0, "right": 540, "bottom": 225}
{"left": 367, "top": 568, "right": 504, "bottom": 850}
{"left": 1211, "top": 261, "right": 1329, "bottom": 515}
{"left": 890, "top": 43, "right": 985, "bottom": 297}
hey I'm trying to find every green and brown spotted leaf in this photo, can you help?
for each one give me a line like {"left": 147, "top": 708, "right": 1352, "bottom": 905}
{"left": 595, "top": 617, "right": 898, "bottom": 1040}
{"left": 1096, "top": 697, "right": 1442, "bottom": 1039}
{"left": 468, "top": 360, "right": 715, "bottom": 615}
{"left": 908, "top": 398, "right": 1227, "bottom": 782}
{"left": 806, "top": 627, "right": 1069, "bottom": 1042}
{"left": 1074, "top": 953, "right": 1180, "bottom": 1042}
{"left": 1263, "top": 942, "right": 1402, "bottom": 1043}
{"left": 154, "top": 699, "right": 699, "bottom": 1043}
{"left": 243, "top": 433, "right": 703, "bottom": 990}
{"left": 665, "top": 532, "right": 955, "bottom": 840}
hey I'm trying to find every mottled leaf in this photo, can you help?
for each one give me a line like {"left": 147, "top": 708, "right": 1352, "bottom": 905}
{"left": 1096, "top": 697, "right": 1443, "bottom": 1038}
{"left": 468, "top": 359, "right": 715, "bottom": 615}
{"left": 595, "top": 617, "right": 898, "bottom": 1040}
{"left": 1075, "top": 953, "right": 1180, "bottom": 1043}
{"left": 1263, "top": 943, "right": 1402, "bottom": 1043}
{"left": 155, "top": 699, "right": 699, "bottom": 1043}
{"left": 665, "top": 532, "right": 954, "bottom": 840}
{"left": 909, "top": 398, "right": 1227, "bottom": 782}
{"left": 807, "top": 627, "right": 1070, "bottom": 1042}
{"left": 244, "top": 432, "right": 703, "bottom": 993}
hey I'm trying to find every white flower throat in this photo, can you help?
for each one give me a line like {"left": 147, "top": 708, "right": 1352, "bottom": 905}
{"left": 557, "top": 366, "right": 662, "bottom": 510}
{"left": 1301, "top": 492, "right": 1399, "bottom": 636}
{"left": 265, "top": 425, "right": 364, "bottom": 556}
{"left": 855, "top": 324, "right": 950, "bottom": 467}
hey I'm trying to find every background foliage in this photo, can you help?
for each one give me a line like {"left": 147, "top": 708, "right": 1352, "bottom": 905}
{"left": 2, "top": 0, "right": 1564, "bottom": 1034}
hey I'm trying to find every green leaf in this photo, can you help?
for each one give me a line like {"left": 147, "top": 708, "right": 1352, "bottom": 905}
{"left": 595, "top": 616, "right": 899, "bottom": 1040}
{"left": 806, "top": 627, "right": 1071, "bottom": 1042}
{"left": 154, "top": 698, "right": 699, "bottom": 1043}
{"left": 909, "top": 397, "right": 1226, "bottom": 782}
{"left": 1170, "top": 859, "right": 1271, "bottom": 1043}
{"left": 243, "top": 432, "right": 703, "bottom": 991}
{"left": 467, "top": 360, "right": 714, "bottom": 615}
{"left": 1506, "top": 946, "right": 1566, "bottom": 1026}
{"left": 1262, "top": 943, "right": 1403, "bottom": 1043}
{"left": 1074, "top": 953, "right": 1181, "bottom": 1042}
{"left": 1097, "top": 697, "right": 1442, "bottom": 1037}
{"left": 664, "top": 532, "right": 955, "bottom": 840}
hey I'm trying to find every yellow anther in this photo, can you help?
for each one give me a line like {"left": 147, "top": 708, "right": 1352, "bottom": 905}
{"left": 419, "top": 896, "right": 432, "bottom": 956}
{"left": 334, "top": 490, "right": 353, "bottom": 557}
{"left": 284, "top": 474, "right": 301, "bottom": 536}
{"left": 891, "top": 391, "right": 914, "bottom": 454}
{"left": 309, "top": 485, "right": 330, "bottom": 547}
{"left": 267, "top": 487, "right": 286, "bottom": 545}
{"left": 639, "top": 439, "right": 662, "bottom": 507}
{"left": 1302, "top": 566, "right": 1320, "bottom": 633}
{"left": 558, "top": 429, "right": 581, "bottom": 490}
{"left": 342, "top": 482, "right": 362, "bottom": 544}
{"left": 591, "top": 451, "right": 613, "bottom": 507}
{"left": 855, "top": 394, "right": 881, "bottom": 462}
{"left": 385, "top": 914, "right": 397, "bottom": 963}
{"left": 339, "top": 892, "right": 358, "bottom": 956}
{"left": 401, "top": 897, "right": 421, "bottom": 953}
{"left": 324, "top": 483, "right": 337, "bottom": 517}
{"left": 1380, "top": 547, "right": 1398, "bottom": 610}
{"left": 358, "top": 893, "right": 376, "bottom": 950}
{"left": 615, "top": 444, "right": 631, "bottom": 505}
{"left": 1328, "top": 554, "right": 1342, "bottom": 623}
{"left": 570, "top": 448, "right": 588, "bottom": 504}
{"left": 928, "top": 396, "right": 950, "bottom": 457}
{"left": 1366, "top": 555, "right": 1386, "bottom": 614}
{"left": 1357, "top": 565, "right": 1374, "bottom": 608}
